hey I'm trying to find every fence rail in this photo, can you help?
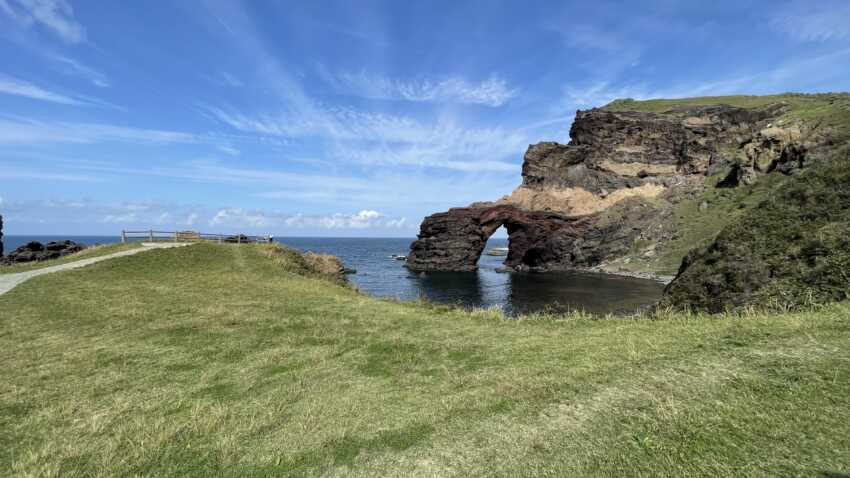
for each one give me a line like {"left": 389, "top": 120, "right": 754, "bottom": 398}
{"left": 121, "top": 230, "right": 273, "bottom": 244}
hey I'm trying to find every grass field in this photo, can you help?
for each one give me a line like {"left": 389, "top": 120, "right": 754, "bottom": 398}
{"left": 1, "top": 243, "right": 849, "bottom": 477}
{"left": 0, "top": 243, "right": 142, "bottom": 275}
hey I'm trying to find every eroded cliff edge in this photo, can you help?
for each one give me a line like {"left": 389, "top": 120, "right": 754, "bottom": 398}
{"left": 407, "top": 94, "right": 850, "bottom": 310}
{"left": 410, "top": 98, "right": 816, "bottom": 274}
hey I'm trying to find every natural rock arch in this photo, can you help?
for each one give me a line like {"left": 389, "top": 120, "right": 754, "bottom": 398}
{"left": 406, "top": 205, "right": 591, "bottom": 272}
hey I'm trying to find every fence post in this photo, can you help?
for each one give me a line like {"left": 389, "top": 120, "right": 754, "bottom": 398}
{"left": 174, "top": 232, "right": 178, "bottom": 243}
{"left": 149, "top": 229, "right": 154, "bottom": 242}
{"left": 237, "top": 235, "right": 242, "bottom": 244}
{"left": 121, "top": 230, "right": 126, "bottom": 243}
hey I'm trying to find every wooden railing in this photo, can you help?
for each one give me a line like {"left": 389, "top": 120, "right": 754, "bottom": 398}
{"left": 121, "top": 230, "right": 273, "bottom": 244}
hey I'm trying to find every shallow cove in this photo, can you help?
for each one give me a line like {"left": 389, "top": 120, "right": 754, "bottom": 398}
{"left": 278, "top": 237, "right": 664, "bottom": 316}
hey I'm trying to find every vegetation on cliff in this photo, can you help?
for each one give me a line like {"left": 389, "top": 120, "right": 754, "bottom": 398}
{"left": 1, "top": 243, "right": 849, "bottom": 476}
{"left": 662, "top": 145, "right": 850, "bottom": 312}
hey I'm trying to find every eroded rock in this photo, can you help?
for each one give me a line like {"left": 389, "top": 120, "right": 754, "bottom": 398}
{"left": 2, "top": 240, "right": 86, "bottom": 265}
{"left": 408, "top": 104, "right": 795, "bottom": 272}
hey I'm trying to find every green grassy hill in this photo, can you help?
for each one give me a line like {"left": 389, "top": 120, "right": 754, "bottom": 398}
{"left": 1, "top": 243, "right": 849, "bottom": 476}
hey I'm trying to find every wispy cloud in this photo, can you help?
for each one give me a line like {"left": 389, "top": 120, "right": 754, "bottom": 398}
{"left": 206, "top": 104, "right": 527, "bottom": 172}
{"left": 51, "top": 55, "right": 110, "bottom": 87}
{"left": 0, "top": 116, "right": 197, "bottom": 145}
{"left": 771, "top": 1, "right": 850, "bottom": 42}
{"left": 0, "top": 166, "right": 101, "bottom": 182}
{"left": 199, "top": 2, "right": 527, "bottom": 173}
{"left": 3, "top": 197, "right": 410, "bottom": 234}
{"left": 559, "top": 46, "right": 850, "bottom": 111}
{"left": 210, "top": 207, "right": 409, "bottom": 231}
{"left": 324, "top": 69, "right": 518, "bottom": 107}
{"left": 0, "top": 0, "right": 85, "bottom": 43}
{"left": 0, "top": 74, "right": 86, "bottom": 105}
{"left": 206, "top": 71, "right": 243, "bottom": 88}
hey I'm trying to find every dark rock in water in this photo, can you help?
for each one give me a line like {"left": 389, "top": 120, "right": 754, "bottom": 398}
{"left": 407, "top": 204, "right": 645, "bottom": 272}
{"left": 2, "top": 240, "right": 86, "bottom": 265}
{"left": 342, "top": 267, "right": 357, "bottom": 274}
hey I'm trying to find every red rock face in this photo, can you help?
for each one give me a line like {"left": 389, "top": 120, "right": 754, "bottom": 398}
{"left": 406, "top": 205, "right": 598, "bottom": 272}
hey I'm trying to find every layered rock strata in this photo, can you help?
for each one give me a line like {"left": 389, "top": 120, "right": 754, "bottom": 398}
{"left": 408, "top": 104, "right": 808, "bottom": 272}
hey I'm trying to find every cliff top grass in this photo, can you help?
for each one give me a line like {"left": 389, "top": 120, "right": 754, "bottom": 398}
{"left": 602, "top": 92, "right": 850, "bottom": 139}
{"left": 0, "top": 242, "right": 142, "bottom": 275}
{"left": 1, "top": 243, "right": 849, "bottom": 477}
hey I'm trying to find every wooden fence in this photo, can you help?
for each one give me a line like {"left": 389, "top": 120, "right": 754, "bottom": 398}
{"left": 121, "top": 230, "right": 273, "bottom": 244}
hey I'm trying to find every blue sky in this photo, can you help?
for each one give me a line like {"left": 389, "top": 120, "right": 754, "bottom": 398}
{"left": 1, "top": 0, "right": 849, "bottom": 236}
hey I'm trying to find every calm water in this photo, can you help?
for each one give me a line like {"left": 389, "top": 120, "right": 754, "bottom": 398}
{"left": 2, "top": 235, "right": 664, "bottom": 315}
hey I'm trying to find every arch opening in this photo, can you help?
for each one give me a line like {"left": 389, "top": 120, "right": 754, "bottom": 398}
{"left": 477, "top": 225, "right": 509, "bottom": 267}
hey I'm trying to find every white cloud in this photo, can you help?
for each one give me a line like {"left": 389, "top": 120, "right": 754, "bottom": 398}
{"left": 327, "top": 70, "right": 518, "bottom": 107}
{"left": 51, "top": 55, "right": 110, "bottom": 87}
{"left": 0, "top": 166, "right": 101, "bottom": 182}
{"left": 1, "top": 0, "right": 85, "bottom": 43}
{"left": 0, "top": 116, "right": 197, "bottom": 145}
{"left": 206, "top": 104, "right": 527, "bottom": 172}
{"left": 281, "top": 210, "right": 409, "bottom": 230}
{"left": 216, "top": 144, "right": 240, "bottom": 156}
{"left": 101, "top": 213, "right": 137, "bottom": 224}
{"left": 0, "top": 74, "right": 85, "bottom": 105}
{"left": 198, "top": 2, "right": 526, "bottom": 173}
{"left": 210, "top": 208, "right": 270, "bottom": 228}
{"left": 559, "top": 47, "right": 850, "bottom": 114}
{"left": 208, "top": 208, "right": 408, "bottom": 231}
{"left": 771, "top": 1, "right": 850, "bottom": 42}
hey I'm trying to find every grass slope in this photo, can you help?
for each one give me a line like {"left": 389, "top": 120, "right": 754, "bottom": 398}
{"left": 0, "top": 243, "right": 142, "bottom": 275}
{"left": 663, "top": 147, "right": 850, "bottom": 311}
{"left": 602, "top": 93, "right": 850, "bottom": 139}
{"left": 1, "top": 244, "right": 849, "bottom": 477}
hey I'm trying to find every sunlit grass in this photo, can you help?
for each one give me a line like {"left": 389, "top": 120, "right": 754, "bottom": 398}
{"left": 1, "top": 244, "right": 848, "bottom": 476}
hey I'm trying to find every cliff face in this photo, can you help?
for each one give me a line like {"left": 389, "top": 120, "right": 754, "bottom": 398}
{"left": 407, "top": 101, "right": 807, "bottom": 275}
{"left": 408, "top": 93, "right": 850, "bottom": 310}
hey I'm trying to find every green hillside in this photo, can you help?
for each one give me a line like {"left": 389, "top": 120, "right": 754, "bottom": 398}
{"left": 1, "top": 243, "right": 848, "bottom": 476}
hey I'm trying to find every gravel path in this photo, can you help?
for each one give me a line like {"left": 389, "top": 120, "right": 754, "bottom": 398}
{"left": 0, "top": 243, "right": 191, "bottom": 296}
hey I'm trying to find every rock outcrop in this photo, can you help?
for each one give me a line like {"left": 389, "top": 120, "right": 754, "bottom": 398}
{"left": 2, "top": 240, "right": 86, "bottom": 265}
{"left": 408, "top": 103, "right": 801, "bottom": 273}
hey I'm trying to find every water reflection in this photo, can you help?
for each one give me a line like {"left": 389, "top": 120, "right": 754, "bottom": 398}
{"left": 273, "top": 236, "right": 664, "bottom": 316}
{"left": 407, "top": 271, "right": 484, "bottom": 306}
{"left": 504, "top": 270, "right": 665, "bottom": 316}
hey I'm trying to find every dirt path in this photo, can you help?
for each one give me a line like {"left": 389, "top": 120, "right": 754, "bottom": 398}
{"left": 0, "top": 243, "right": 191, "bottom": 296}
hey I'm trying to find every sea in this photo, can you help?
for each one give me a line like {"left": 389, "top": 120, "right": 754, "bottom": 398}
{"left": 2, "top": 235, "right": 664, "bottom": 315}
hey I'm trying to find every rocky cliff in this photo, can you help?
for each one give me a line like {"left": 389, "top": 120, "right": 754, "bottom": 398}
{"left": 408, "top": 93, "right": 850, "bottom": 309}
{"left": 409, "top": 96, "right": 822, "bottom": 274}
